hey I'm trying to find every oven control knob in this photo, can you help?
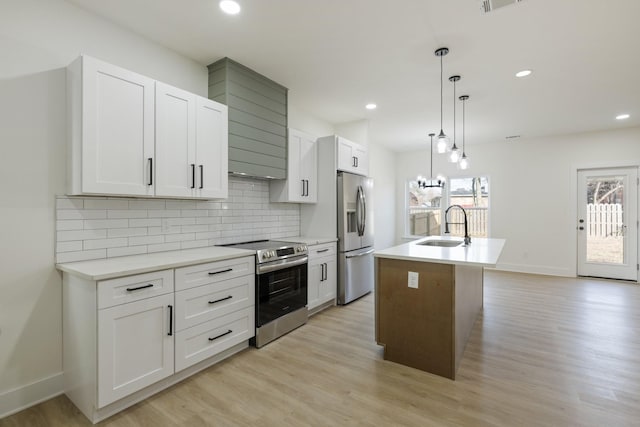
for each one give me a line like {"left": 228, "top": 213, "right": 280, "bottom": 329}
{"left": 270, "top": 250, "right": 276, "bottom": 258}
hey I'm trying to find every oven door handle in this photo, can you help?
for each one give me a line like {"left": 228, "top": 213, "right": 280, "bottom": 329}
{"left": 257, "top": 256, "right": 308, "bottom": 274}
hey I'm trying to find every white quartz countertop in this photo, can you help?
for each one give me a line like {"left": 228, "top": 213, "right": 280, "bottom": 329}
{"left": 56, "top": 246, "right": 256, "bottom": 281}
{"left": 374, "top": 236, "right": 506, "bottom": 267}
{"left": 277, "top": 236, "right": 338, "bottom": 245}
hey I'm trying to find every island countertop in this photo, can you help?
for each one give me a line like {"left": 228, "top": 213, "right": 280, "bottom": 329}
{"left": 374, "top": 236, "right": 505, "bottom": 267}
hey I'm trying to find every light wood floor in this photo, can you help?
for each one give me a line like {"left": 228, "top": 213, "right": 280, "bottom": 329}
{"left": 2, "top": 271, "right": 640, "bottom": 426}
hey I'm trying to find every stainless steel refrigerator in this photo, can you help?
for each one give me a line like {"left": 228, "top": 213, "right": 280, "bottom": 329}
{"left": 337, "top": 171, "right": 374, "bottom": 304}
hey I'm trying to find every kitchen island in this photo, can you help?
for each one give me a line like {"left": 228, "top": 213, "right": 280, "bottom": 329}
{"left": 374, "top": 236, "right": 505, "bottom": 379}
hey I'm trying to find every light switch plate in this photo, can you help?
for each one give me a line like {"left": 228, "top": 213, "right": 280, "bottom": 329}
{"left": 408, "top": 271, "right": 419, "bottom": 288}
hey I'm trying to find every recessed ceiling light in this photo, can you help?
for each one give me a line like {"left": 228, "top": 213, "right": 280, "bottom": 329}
{"left": 515, "top": 70, "right": 532, "bottom": 78}
{"left": 365, "top": 103, "right": 377, "bottom": 110}
{"left": 616, "top": 114, "right": 630, "bottom": 120}
{"left": 220, "top": 0, "right": 241, "bottom": 15}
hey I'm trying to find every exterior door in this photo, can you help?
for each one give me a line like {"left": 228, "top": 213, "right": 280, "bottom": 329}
{"left": 577, "top": 168, "right": 638, "bottom": 281}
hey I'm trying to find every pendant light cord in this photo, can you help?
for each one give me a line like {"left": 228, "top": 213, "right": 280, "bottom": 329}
{"left": 453, "top": 79, "right": 456, "bottom": 144}
{"left": 462, "top": 98, "right": 465, "bottom": 152}
{"left": 440, "top": 55, "right": 443, "bottom": 130}
{"left": 430, "top": 136, "right": 434, "bottom": 179}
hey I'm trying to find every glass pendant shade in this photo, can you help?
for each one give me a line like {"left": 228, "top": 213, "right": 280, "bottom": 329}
{"left": 435, "top": 131, "right": 449, "bottom": 153}
{"left": 458, "top": 153, "right": 469, "bottom": 170}
{"left": 449, "top": 145, "right": 460, "bottom": 163}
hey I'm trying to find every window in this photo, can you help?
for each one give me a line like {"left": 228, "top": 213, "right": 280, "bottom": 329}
{"left": 406, "top": 176, "right": 489, "bottom": 238}
{"left": 447, "top": 177, "right": 489, "bottom": 238}
{"left": 407, "top": 180, "right": 443, "bottom": 237}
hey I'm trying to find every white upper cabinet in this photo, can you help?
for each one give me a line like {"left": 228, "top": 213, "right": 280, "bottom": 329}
{"left": 68, "top": 55, "right": 155, "bottom": 196}
{"left": 195, "top": 97, "right": 228, "bottom": 199}
{"left": 155, "top": 83, "right": 228, "bottom": 199}
{"left": 270, "top": 128, "right": 318, "bottom": 203}
{"left": 67, "top": 55, "right": 228, "bottom": 199}
{"left": 337, "top": 136, "right": 368, "bottom": 176}
{"left": 155, "top": 82, "right": 196, "bottom": 198}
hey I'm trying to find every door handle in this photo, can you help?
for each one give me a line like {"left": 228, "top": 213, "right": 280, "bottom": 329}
{"left": 199, "top": 165, "right": 204, "bottom": 189}
{"left": 167, "top": 305, "right": 173, "bottom": 336}
{"left": 579, "top": 226, "right": 584, "bottom": 230}
{"left": 147, "top": 158, "right": 153, "bottom": 186}
{"left": 345, "top": 249, "right": 375, "bottom": 259}
{"left": 191, "top": 164, "right": 196, "bottom": 189}
{"left": 323, "top": 263, "right": 327, "bottom": 281}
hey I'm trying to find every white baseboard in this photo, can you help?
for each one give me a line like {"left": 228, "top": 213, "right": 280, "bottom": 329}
{"left": 0, "top": 372, "right": 63, "bottom": 419}
{"left": 490, "top": 263, "right": 575, "bottom": 278}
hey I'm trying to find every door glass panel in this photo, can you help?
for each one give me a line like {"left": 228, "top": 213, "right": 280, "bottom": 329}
{"left": 585, "top": 175, "right": 625, "bottom": 264}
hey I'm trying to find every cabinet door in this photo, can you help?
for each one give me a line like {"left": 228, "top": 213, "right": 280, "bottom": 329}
{"left": 319, "top": 258, "right": 337, "bottom": 303}
{"left": 97, "top": 293, "right": 174, "bottom": 407}
{"left": 307, "top": 260, "right": 322, "bottom": 310}
{"left": 287, "top": 131, "right": 304, "bottom": 202}
{"left": 195, "top": 97, "right": 228, "bottom": 199}
{"left": 81, "top": 56, "right": 155, "bottom": 196}
{"left": 352, "top": 144, "right": 369, "bottom": 176}
{"left": 299, "top": 135, "right": 318, "bottom": 203}
{"left": 337, "top": 137, "right": 355, "bottom": 173}
{"left": 155, "top": 82, "right": 197, "bottom": 198}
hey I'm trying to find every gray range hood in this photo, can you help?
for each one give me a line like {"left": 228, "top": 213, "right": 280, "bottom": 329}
{"left": 207, "top": 58, "right": 287, "bottom": 180}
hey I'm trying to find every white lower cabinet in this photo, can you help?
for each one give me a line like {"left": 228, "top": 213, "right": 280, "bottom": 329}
{"left": 97, "top": 293, "right": 174, "bottom": 407}
{"left": 307, "top": 242, "right": 337, "bottom": 313}
{"left": 175, "top": 307, "right": 253, "bottom": 372}
{"left": 62, "top": 255, "right": 255, "bottom": 424}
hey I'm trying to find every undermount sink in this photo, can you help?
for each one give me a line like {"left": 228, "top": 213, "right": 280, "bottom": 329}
{"left": 417, "top": 240, "right": 463, "bottom": 248}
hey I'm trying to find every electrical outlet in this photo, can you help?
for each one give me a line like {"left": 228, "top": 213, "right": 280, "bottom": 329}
{"left": 408, "top": 271, "right": 419, "bottom": 289}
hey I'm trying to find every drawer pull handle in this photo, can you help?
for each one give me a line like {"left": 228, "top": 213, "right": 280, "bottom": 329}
{"left": 316, "top": 249, "right": 330, "bottom": 253}
{"left": 208, "top": 268, "right": 233, "bottom": 276}
{"left": 208, "top": 295, "right": 232, "bottom": 305}
{"left": 126, "top": 283, "right": 154, "bottom": 292}
{"left": 208, "top": 329, "right": 232, "bottom": 342}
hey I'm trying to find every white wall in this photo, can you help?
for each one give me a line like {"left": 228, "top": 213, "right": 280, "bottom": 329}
{"left": 334, "top": 120, "right": 370, "bottom": 147}
{"left": 395, "top": 126, "right": 640, "bottom": 277}
{"left": 369, "top": 144, "right": 397, "bottom": 250}
{"left": 0, "top": 0, "right": 332, "bottom": 417}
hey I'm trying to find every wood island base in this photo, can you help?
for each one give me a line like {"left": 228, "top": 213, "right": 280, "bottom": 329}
{"left": 375, "top": 258, "right": 484, "bottom": 379}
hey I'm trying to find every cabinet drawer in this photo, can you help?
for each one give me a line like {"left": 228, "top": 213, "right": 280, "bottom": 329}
{"left": 175, "top": 256, "right": 254, "bottom": 291}
{"left": 175, "top": 307, "right": 254, "bottom": 372}
{"left": 175, "top": 275, "right": 254, "bottom": 331}
{"left": 309, "top": 243, "right": 337, "bottom": 261}
{"left": 97, "top": 270, "right": 174, "bottom": 309}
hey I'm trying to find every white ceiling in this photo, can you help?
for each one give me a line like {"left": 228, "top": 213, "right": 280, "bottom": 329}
{"left": 66, "top": 0, "right": 640, "bottom": 151}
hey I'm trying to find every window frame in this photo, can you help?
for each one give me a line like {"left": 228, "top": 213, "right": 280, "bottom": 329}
{"left": 405, "top": 175, "right": 491, "bottom": 239}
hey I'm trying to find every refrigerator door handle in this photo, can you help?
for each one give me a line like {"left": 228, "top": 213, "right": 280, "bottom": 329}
{"left": 355, "top": 186, "right": 362, "bottom": 236}
{"left": 360, "top": 185, "right": 367, "bottom": 236}
{"left": 357, "top": 185, "right": 366, "bottom": 236}
{"left": 345, "top": 248, "right": 375, "bottom": 259}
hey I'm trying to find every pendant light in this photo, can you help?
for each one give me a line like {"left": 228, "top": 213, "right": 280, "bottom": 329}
{"left": 448, "top": 75, "right": 461, "bottom": 163}
{"left": 434, "top": 48, "right": 450, "bottom": 154}
{"left": 418, "top": 133, "right": 445, "bottom": 189}
{"left": 458, "top": 95, "right": 470, "bottom": 170}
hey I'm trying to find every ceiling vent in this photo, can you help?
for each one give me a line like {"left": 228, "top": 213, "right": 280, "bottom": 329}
{"left": 481, "top": 0, "right": 524, "bottom": 13}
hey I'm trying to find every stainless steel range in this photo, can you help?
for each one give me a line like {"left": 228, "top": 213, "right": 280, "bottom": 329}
{"left": 221, "top": 240, "right": 308, "bottom": 347}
